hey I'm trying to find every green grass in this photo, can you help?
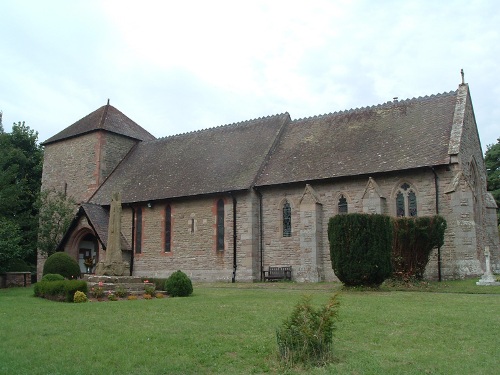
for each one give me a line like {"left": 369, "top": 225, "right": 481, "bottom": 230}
{"left": 0, "top": 279, "right": 499, "bottom": 374}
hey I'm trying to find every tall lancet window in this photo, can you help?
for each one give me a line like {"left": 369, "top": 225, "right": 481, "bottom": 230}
{"left": 165, "top": 205, "right": 171, "bottom": 253}
{"left": 338, "top": 194, "right": 348, "bottom": 214}
{"left": 283, "top": 200, "right": 292, "bottom": 237}
{"left": 216, "top": 199, "right": 225, "bottom": 251}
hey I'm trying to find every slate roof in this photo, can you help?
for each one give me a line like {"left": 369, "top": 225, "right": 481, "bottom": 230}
{"left": 90, "top": 114, "right": 290, "bottom": 205}
{"left": 256, "top": 91, "right": 458, "bottom": 186}
{"left": 83, "top": 88, "right": 463, "bottom": 205}
{"left": 42, "top": 102, "right": 155, "bottom": 145}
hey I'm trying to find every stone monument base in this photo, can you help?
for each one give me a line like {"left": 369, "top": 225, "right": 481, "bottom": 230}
{"left": 84, "top": 275, "right": 156, "bottom": 295}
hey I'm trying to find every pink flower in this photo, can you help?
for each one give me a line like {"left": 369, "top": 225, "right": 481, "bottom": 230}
{"left": 98, "top": 281, "right": 103, "bottom": 286}
{"left": 144, "top": 280, "right": 149, "bottom": 283}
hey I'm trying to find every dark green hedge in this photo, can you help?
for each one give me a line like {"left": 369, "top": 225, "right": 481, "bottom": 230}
{"left": 328, "top": 213, "right": 393, "bottom": 286}
{"left": 392, "top": 215, "right": 447, "bottom": 280}
{"left": 42, "top": 252, "right": 81, "bottom": 279}
{"left": 34, "top": 280, "right": 88, "bottom": 302}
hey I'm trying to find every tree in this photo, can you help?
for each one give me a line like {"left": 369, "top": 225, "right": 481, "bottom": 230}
{"left": 485, "top": 137, "right": 500, "bottom": 225}
{"left": 37, "top": 189, "right": 76, "bottom": 257}
{"left": 0, "top": 121, "right": 43, "bottom": 270}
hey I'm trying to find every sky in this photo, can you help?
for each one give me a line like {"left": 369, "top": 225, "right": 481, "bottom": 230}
{"left": 1, "top": 0, "right": 499, "bottom": 153}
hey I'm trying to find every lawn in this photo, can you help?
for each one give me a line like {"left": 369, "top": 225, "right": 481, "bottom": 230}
{"left": 0, "top": 280, "right": 499, "bottom": 374}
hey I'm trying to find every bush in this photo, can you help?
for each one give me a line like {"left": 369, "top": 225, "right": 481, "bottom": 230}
{"left": 276, "top": 294, "right": 340, "bottom": 367}
{"left": 42, "top": 273, "right": 65, "bottom": 282}
{"left": 34, "top": 279, "right": 88, "bottom": 302}
{"left": 43, "top": 252, "right": 81, "bottom": 279}
{"left": 73, "top": 291, "right": 88, "bottom": 303}
{"left": 392, "top": 215, "right": 447, "bottom": 281}
{"left": 164, "top": 270, "right": 193, "bottom": 297}
{"left": 328, "top": 213, "right": 393, "bottom": 287}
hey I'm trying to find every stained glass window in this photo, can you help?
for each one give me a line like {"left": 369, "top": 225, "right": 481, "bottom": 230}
{"left": 408, "top": 191, "right": 417, "bottom": 217}
{"left": 217, "top": 199, "right": 224, "bottom": 251}
{"left": 338, "top": 195, "right": 348, "bottom": 214}
{"left": 165, "top": 205, "right": 171, "bottom": 252}
{"left": 283, "top": 200, "right": 291, "bottom": 237}
{"left": 396, "top": 191, "right": 405, "bottom": 217}
{"left": 135, "top": 207, "right": 142, "bottom": 253}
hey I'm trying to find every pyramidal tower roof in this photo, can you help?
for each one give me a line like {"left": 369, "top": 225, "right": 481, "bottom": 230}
{"left": 42, "top": 100, "right": 156, "bottom": 145}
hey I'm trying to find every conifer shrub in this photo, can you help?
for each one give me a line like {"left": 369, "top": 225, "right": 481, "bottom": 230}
{"left": 42, "top": 252, "right": 81, "bottom": 279}
{"left": 392, "top": 215, "right": 447, "bottom": 281}
{"left": 73, "top": 291, "right": 88, "bottom": 303}
{"left": 42, "top": 273, "right": 65, "bottom": 282}
{"left": 328, "top": 213, "right": 393, "bottom": 287}
{"left": 276, "top": 294, "right": 340, "bottom": 367}
{"left": 164, "top": 270, "right": 193, "bottom": 297}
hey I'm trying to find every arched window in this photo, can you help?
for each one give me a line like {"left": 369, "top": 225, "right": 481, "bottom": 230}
{"left": 216, "top": 199, "right": 224, "bottom": 251}
{"left": 165, "top": 205, "right": 171, "bottom": 253}
{"left": 338, "top": 194, "right": 348, "bottom": 214}
{"left": 395, "top": 183, "right": 417, "bottom": 217}
{"left": 283, "top": 200, "right": 292, "bottom": 237}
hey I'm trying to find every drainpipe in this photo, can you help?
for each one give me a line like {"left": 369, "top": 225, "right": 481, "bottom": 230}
{"left": 255, "top": 188, "right": 264, "bottom": 281}
{"left": 130, "top": 206, "right": 135, "bottom": 276}
{"left": 429, "top": 166, "right": 442, "bottom": 282}
{"left": 231, "top": 194, "right": 237, "bottom": 283}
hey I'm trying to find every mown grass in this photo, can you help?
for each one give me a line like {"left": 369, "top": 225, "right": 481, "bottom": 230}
{"left": 0, "top": 279, "right": 499, "bottom": 374}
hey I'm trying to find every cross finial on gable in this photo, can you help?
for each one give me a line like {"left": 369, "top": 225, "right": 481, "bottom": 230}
{"left": 460, "top": 69, "right": 464, "bottom": 85}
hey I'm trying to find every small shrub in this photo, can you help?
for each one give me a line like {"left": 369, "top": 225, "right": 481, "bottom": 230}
{"left": 127, "top": 295, "right": 138, "bottom": 301}
{"left": 143, "top": 280, "right": 155, "bottom": 296}
{"left": 115, "top": 285, "right": 128, "bottom": 298}
{"left": 155, "top": 292, "right": 164, "bottom": 299}
{"left": 164, "top": 270, "right": 193, "bottom": 297}
{"left": 107, "top": 291, "right": 118, "bottom": 301}
{"left": 43, "top": 252, "right": 81, "bottom": 279}
{"left": 91, "top": 282, "right": 104, "bottom": 299}
{"left": 276, "top": 294, "right": 340, "bottom": 367}
{"left": 42, "top": 273, "right": 65, "bottom": 282}
{"left": 73, "top": 291, "right": 88, "bottom": 303}
{"left": 143, "top": 294, "right": 153, "bottom": 300}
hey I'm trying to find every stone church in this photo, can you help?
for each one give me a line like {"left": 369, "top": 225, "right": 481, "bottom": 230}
{"left": 38, "top": 81, "right": 499, "bottom": 282}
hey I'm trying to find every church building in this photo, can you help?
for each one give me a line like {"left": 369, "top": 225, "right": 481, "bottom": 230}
{"left": 38, "top": 81, "right": 500, "bottom": 282}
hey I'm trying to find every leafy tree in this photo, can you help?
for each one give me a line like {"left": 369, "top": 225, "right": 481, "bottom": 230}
{"left": 37, "top": 189, "right": 76, "bottom": 257}
{"left": 485, "top": 137, "right": 500, "bottom": 224}
{"left": 0, "top": 121, "right": 43, "bottom": 270}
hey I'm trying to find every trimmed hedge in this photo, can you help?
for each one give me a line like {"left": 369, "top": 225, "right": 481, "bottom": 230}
{"left": 42, "top": 273, "right": 65, "bottom": 282}
{"left": 328, "top": 213, "right": 393, "bottom": 287}
{"left": 34, "top": 280, "right": 88, "bottom": 302}
{"left": 43, "top": 252, "right": 81, "bottom": 279}
{"left": 164, "top": 270, "right": 193, "bottom": 297}
{"left": 392, "top": 215, "right": 447, "bottom": 280}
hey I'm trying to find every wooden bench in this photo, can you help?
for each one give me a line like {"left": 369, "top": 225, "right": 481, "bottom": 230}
{"left": 263, "top": 266, "right": 292, "bottom": 281}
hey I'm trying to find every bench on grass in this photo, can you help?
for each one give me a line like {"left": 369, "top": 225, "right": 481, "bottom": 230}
{"left": 263, "top": 266, "right": 292, "bottom": 282}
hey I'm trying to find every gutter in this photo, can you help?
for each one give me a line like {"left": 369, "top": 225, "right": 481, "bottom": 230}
{"left": 231, "top": 194, "right": 237, "bottom": 283}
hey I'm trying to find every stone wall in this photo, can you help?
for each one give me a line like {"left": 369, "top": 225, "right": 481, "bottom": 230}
{"left": 41, "top": 131, "right": 137, "bottom": 202}
{"left": 258, "top": 166, "right": 483, "bottom": 281}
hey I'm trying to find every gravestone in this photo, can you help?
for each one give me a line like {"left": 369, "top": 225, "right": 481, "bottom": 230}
{"left": 95, "top": 192, "right": 128, "bottom": 276}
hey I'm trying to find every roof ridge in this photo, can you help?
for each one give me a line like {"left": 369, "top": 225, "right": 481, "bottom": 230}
{"left": 154, "top": 112, "right": 290, "bottom": 141}
{"left": 291, "top": 90, "right": 457, "bottom": 122}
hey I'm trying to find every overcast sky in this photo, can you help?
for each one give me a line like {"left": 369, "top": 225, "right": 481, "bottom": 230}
{"left": 1, "top": 0, "right": 499, "bottom": 152}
